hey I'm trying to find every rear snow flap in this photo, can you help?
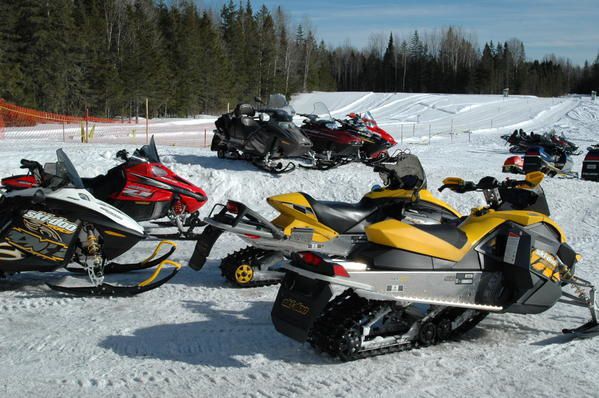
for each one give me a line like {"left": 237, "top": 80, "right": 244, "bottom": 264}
{"left": 271, "top": 272, "right": 332, "bottom": 342}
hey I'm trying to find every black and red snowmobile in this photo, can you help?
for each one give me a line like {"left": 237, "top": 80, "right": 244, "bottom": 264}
{"left": 345, "top": 111, "right": 396, "bottom": 161}
{"left": 298, "top": 103, "right": 397, "bottom": 169}
{"left": 298, "top": 102, "right": 364, "bottom": 169}
{"left": 1, "top": 137, "right": 209, "bottom": 267}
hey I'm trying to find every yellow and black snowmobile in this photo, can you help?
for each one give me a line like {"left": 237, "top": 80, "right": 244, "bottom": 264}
{"left": 190, "top": 154, "right": 461, "bottom": 287}
{"left": 271, "top": 171, "right": 598, "bottom": 360}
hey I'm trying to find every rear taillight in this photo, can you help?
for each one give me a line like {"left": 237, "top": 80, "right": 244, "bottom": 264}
{"left": 301, "top": 252, "right": 323, "bottom": 266}
{"left": 244, "top": 233, "right": 260, "bottom": 240}
{"left": 298, "top": 252, "right": 349, "bottom": 278}
{"left": 333, "top": 265, "right": 350, "bottom": 278}
{"left": 226, "top": 201, "right": 239, "bottom": 214}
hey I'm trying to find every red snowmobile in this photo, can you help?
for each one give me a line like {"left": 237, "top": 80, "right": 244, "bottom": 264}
{"left": 352, "top": 111, "right": 397, "bottom": 159}
{"left": 298, "top": 103, "right": 396, "bottom": 169}
{"left": 1, "top": 137, "right": 209, "bottom": 266}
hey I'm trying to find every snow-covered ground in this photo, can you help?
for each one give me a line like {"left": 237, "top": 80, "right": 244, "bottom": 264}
{"left": 0, "top": 93, "right": 598, "bottom": 397}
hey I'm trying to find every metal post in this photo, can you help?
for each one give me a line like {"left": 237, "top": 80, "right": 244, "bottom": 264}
{"left": 468, "top": 131, "right": 471, "bottom": 143}
{"left": 145, "top": 98, "right": 149, "bottom": 144}
{"left": 412, "top": 123, "right": 415, "bottom": 137}
{"left": 400, "top": 125, "right": 403, "bottom": 145}
{"left": 428, "top": 124, "right": 431, "bottom": 145}
{"left": 204, "top": 129, "right": 207, "bottom": 147}
{"left": 85, "top": 107, "right": 89, "bottom": 143}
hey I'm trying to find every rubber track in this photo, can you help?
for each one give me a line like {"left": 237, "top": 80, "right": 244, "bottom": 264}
{"left": 219, "top": 246, "right": 282, "bottom": 288}
{"left": 309, "top": 289, "right": 488, "bottom": 361}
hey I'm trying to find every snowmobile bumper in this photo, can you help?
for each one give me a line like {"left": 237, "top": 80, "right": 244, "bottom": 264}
{"left": 271, "top": 271, "right": 333, "bottom": 342}
{"left": 187, "top": 201, "right": 285, "bottom": 271}
{"left": 197, "top": 201, "right": 357, "bottom": 261}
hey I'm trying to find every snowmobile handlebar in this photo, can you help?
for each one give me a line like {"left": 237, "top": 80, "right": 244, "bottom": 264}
{"left": 439, "top": 172, "right": 544, "bottom": 194}
{"left": 116, "top": 149, "right": 129, "bottom": 161}
{"left": 20, "top": 159, "right": 43, "bottom": 173}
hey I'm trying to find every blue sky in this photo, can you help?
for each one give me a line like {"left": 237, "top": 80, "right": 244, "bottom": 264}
{"left": 200, "top": 0, "right": 599, "bottom": 65}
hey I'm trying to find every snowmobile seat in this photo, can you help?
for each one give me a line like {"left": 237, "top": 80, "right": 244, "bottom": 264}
{"left": 234, "top": 103, "right": 255, "bottom": 118}
{"left": 82, "top": 166, "right": 126, "bottom": 201}
{"left": 413, "top": 224, "right": 468, "bottom": 249}
{"left": 301, "top": 192, "right": 378, "bottom": 233}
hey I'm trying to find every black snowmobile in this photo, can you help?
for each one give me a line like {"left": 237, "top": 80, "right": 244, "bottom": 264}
{"left": 581, "top": 144, "right": 599, "bottom": 181}
{"left": 502, "top": 129, "right": 579, "bottom": 155}
{"left": 271, "top": 171, "right": 599, "bottom": 360}
{"left": 211, "top": 94, "right": 312, "bottom": 173}
{"left": 0, "top": 150, "right": 181, "bottom": 296}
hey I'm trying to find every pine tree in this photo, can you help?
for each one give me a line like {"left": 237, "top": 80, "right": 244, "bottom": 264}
{"left": 382, "top": 33, "right": 396, "bottom": 91}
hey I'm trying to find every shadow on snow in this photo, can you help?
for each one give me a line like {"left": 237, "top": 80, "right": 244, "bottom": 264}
{"left": 99, "top": 300, "right": 330, "bottom": 367}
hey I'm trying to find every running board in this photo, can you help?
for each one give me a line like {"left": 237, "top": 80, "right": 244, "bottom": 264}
{"left": 391, "top": 295, "right": 503, "bottom": 312}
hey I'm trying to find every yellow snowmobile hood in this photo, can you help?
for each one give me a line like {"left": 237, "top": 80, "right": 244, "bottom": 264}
{"left": 365, "top": 209, "right": 566, "bottom": 262}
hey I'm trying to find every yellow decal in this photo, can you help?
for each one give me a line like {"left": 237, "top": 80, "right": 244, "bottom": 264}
{"left": 281, "top": 298, "right": 310, "bottom": 316}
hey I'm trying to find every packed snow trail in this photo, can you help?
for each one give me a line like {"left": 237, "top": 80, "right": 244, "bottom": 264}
{"left": 0, "top": 94, "right": 598, "bottom": 397}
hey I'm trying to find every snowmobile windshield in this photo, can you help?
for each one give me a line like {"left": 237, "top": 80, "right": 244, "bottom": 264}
{"left": 376, "top": 153, "right": 427, "bottom": 190}
{"left": 362, "top": 111, "right": 378, "bottom": 128}
{"left": 55, "top": 149, "right": 85, "bottom": 189}
{"left": 267, "top": 93, "right": 295, "bottom": 116}
{"left": 312, "top": 102, "right": 334, "bottom": 122}
{"left": 134, "top": 136, "right": 161, "bottom": 163}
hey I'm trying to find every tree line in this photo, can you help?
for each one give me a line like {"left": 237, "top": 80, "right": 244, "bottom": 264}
{"left": 0, "top": 0, "right": 597, "bottom": 118}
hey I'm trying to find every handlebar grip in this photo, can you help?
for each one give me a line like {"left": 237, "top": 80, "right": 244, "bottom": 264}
{"left": 20, "top": 159, "right": 42, "bottom": 170}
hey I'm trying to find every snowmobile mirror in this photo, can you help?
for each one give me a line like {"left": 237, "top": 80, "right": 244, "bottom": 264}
{"left": 254, "top": 96, "right": 264, "bottom": 104}
{"left": 524, "top": 171, "right": 544, "bottom": 187}
{"left": 43, "top": 162, "right": 57, "bottom": 176}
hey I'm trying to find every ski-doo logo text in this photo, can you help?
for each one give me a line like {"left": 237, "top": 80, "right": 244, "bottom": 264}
{"left": 23, "top": 210, "right": 78, "bottom": 234}
{"left": 281, "top": 298, "right": 310, "bottom": 316}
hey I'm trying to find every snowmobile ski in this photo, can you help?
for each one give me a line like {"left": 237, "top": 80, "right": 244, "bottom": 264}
{"left": 48, "top": 260, "right": 181, "bottom": 297}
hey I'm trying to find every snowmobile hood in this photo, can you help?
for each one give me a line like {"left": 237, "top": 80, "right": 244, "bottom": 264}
{"left": 365, "top": 209, "right": 565, "bottom": 262}
{"left": 5, "top": 187, "right": 144, "bottom": 236}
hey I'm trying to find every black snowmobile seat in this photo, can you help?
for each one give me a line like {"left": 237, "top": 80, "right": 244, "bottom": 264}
{"left": 234, "top": 103, "right": 256, "bottom": 118}
{"left": 82, "top": 166, "right": 126, "bottom": 201}
{"left": 301, "top": 193, "right": 377, "bottom": 233}
{"left": 413, "top": 224, "right": 468, "bottom": 249}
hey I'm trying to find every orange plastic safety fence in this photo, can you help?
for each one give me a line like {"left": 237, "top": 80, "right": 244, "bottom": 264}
{"left": 0, "top": 99, "right": 119, "bottom": 128}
